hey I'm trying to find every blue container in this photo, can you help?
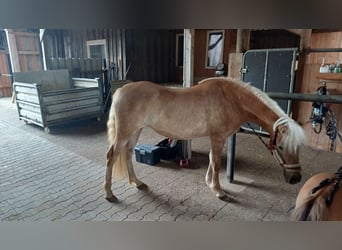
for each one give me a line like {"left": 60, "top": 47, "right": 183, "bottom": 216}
{"left": 134, "top": 144, "right": 161, "bottom": 165}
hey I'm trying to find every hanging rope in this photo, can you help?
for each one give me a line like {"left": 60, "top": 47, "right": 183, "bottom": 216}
{"left": 309, "top": 85, "right": 329, "bottom": 134}
{"left": 325, "top": 109, "right": 342, "bottom": 151}
{"left": 307, "top": 84, "right": 341, "bottom": 151}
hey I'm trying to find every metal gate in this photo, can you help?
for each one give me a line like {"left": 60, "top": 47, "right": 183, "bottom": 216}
{"left": 241, "top": 48, "right": 297, "bottom": 134}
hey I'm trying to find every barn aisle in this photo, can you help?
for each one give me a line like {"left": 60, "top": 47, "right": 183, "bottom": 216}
{"left": 1, "top": 97, "right": 341, "bottom": 221}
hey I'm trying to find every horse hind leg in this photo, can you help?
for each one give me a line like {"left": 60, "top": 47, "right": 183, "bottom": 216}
{"left": 104, "top": 143, "right": 122, "bottom": 202}
{"left": 126, "top": 129, "right": 147, "bottom": 189}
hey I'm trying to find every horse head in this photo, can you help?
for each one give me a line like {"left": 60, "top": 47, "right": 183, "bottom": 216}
{"left": 270, "top": 117, "right": 306, "bottom": 184}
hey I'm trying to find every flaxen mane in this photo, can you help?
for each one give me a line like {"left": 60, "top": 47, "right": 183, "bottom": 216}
{"left": 200, "top": 77, "right": 306, "bottom": 153}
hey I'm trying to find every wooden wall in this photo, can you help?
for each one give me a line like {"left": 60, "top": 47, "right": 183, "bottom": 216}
{"left": 43, "top": 29, "right": 177, "bottom": 83}
{"left": 175, "top": 29, "right": 237, "bottom": 84}
{"left": 125, "top": 30, "right": 177, "bottom": 83}
{"left": 44, "top": 29, "right": 127, "bottom": 80}
{"left": 0, "top": 51, "right": 12, "bottom": 97}
{"left": 6, "top": 30, "right": 42, "bottom": 72}
{"left": 297, "top": 31, "right": 342, "bottom": 153}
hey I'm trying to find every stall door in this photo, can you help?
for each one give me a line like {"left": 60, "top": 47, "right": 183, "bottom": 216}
{"left": 241, "top": 48, "right": 297, "bottom": 134}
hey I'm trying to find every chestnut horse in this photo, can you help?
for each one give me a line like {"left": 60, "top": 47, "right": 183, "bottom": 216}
{"left": 104, "top": 77, "right": 306, "bottom": 202}
{"left": 292, "top": 166, "right": 342, "bottom": 221}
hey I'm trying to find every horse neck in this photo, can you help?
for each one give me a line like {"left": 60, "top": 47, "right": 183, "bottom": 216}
{"left": 241, "top": 93, "right": 281, "bottom": 133}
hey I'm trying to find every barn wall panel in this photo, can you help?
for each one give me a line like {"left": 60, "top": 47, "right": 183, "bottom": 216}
{"left": 298, "top": 32, "right": 342, "bottom": 153}
{"left": 0, "top": 50, "right": 12, "bottom": 96}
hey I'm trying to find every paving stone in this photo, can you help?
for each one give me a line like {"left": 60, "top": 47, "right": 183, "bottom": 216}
{"left": 1, "top": 97, "right": 342, "bottom": 222}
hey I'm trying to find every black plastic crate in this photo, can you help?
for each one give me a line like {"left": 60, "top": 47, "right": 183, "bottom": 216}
{"left": 134, "top": 144, "right": 161, "bottom": 165}
{"left": 156, "top": 138, "right": 183, "bottom": 161}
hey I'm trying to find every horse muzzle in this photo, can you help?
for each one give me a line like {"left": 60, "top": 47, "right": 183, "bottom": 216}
{"left": 283, "top": 166, "right": 301, "bottom": 184}
{"left": 271, "top": 149, "right": 301, "bottom": 184}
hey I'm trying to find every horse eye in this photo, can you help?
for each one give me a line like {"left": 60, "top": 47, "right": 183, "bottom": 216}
{"left": 278, "top": 146, "right": 283, "bottom": 151}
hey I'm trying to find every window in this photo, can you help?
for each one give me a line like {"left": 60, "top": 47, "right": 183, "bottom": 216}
{"left": 175, "top": 33, "right": 184, "bottom": 67}
{"left": 86, "top": 39, "right": 108, "bottom": 64}
{"left": 205, "top": 30, "right": 224, "bottom": 68}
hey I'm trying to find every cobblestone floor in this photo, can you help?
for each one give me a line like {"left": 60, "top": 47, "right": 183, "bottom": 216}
{"left": 1, "top": 97, "right": 341, "bottom": 221}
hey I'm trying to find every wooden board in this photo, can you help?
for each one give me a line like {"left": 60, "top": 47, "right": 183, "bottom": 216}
{"left": 0, "top": 50, "right": 12, "bottom": 97}
{"left": 296, "top": 31, "right": 342, "bottom": 152}
{"left": 317, "top": 73, "right": 342, "bottom": 82}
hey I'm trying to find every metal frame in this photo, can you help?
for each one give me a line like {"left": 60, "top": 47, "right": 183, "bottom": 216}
{"left": 13, "top": 70, "right": 104, "bottom": 133}
{"left": 241, "top": 48, "right": 297, "bottom": 134}
{"left": 226, "top": 93, "right": 342, "bottom": 183}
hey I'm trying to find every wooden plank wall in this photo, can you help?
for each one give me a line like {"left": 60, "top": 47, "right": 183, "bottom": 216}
{"left": 297, "top": 32, "right": 342, "bottom": 153}
{"left": 0, "top": 50, "right": 12, "bottom": 97}
{"left": 43, "top": 29, "right": 126, "bottom": 80}
{"left": 46, "top": 57, "right": 102, "bottom": 79}
{"left": 192, "top": 29, "right": 237, "bottom": 83}
{"left": 125, "top": 30, "right": 177, "bottom": 83}
{"left": 6, "top": 30, "right": 42, "bottom": 72}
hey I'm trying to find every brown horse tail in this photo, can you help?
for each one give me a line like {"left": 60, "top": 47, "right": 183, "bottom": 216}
{"left": 106, "top": 93, "right": 128, "bottom": 181}
{"left": 292, "top": 194, "right": 329, "bottom": 221}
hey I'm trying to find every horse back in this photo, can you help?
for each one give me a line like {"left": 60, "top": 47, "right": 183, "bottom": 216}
{"left": 110, "top": 80, "right": 243, "bottom": 138}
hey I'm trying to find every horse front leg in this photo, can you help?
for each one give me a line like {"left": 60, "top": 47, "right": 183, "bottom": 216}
{"left": 206, "top": 136, "right": 226, "bottom": 198}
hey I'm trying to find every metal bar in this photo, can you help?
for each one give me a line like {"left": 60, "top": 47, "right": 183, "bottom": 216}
{"left": 226, "top": 134, "right": 236, "bottom": 183}
{"left": 266, "top": 92, "right": 342, "bottom": 104}
{"left": 227, "top": 90, "right": 342, "bottom": 182}
{"left": 306, "top": 48, "right": 342, "bottom": 53}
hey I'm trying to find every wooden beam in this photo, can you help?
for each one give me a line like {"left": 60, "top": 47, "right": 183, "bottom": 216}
{"left": 5, "top": 29, "right": 21, "bottom": 72}
{"left": 39, "top": 29, "right": 47, "bottom": 71}
{"left": 182, "top": 29, "right": 195, "bottom": 160}
{"left": 286, "top": 29, "right": 304, "bottom": 36}
{"left": 236, "top": 29, "right": 250, "bottom": 53}
{"left": 183, "top": 29, "right": 194, "bottom": 88}
{"left": 299, "top": 29, "right": 312, "bottom": 51}
{"left": 285, "top": 29, "right": 312, "bottom": 51}
{"left": 291, "top": 29, "right": 312, "bottom": 120}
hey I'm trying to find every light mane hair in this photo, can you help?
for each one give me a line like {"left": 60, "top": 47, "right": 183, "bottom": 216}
{"left": 200, "top": 77, "right": 306, "bottom": 152}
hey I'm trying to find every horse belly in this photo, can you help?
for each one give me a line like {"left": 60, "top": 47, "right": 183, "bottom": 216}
{"left": 149, "top": 118, "right": 209, "bottom": 140}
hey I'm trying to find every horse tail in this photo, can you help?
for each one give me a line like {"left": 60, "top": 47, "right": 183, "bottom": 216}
{"left": 292, "top": 194, "right": 329, "bottom": 221}
{"left": 106, "top": 91, "right": 128, "bottom": 181}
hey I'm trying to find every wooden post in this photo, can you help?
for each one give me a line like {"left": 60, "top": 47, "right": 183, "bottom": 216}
{"left": 181, "top": 29, "right": 195, "bottom": 160}
{"left": 183, "top": 29, "right": 194, "bottom": 88}
{"left": 236, "top": 29, "right": 250, "bottom": 53}
{"left": 39, "top": 29, "right": 47, "bottom": 71}
{"left": 5, "top": 29, "right": 21, "bottom": 72}
{"left": 292, "top": 29, "right": 312, "bottom": 120}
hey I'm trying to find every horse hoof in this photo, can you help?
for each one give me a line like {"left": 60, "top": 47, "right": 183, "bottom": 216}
{"left": 130, "top": 180, "right": 148, "bottom": 190}
{"left": 136, "top": 183, "right": 148, "bottom": 190}
{"left": 219, "top": 195, "right": 231, "bottom": 202}
{"left": 216, "top": 191, "right": 227, "bottom": 199}
{"left": 105, "top": 195, "right": 118, "bottom": 203}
